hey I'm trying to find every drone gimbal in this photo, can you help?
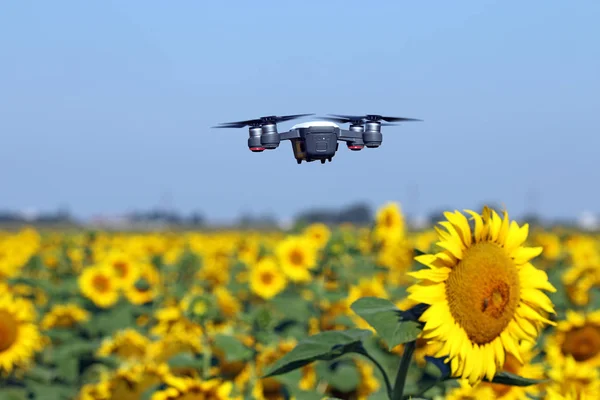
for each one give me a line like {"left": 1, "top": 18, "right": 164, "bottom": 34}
{"left": 212, "top": 113, "right": 421, "bottom": 164}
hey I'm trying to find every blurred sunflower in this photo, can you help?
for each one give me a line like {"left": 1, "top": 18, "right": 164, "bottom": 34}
{"left": 78, "top": 265, "right": 121, "bottom": 308}
{"left": 108, "top": 362, "right": 172, "bottom": 399}
{"left": 124, "top": 262, "right": 162, "bottom": 305}
{"left": 214, "top": 286, "right": 241, "bottom": 319}
{"left": 532, "top": 231, "right": 563, "bottom": 262}
{"left": 407, "top": 207, "right": 556, "bottom": 385}
{"left": 0, "top": 293, "right": 44, "bottom": 375}
{"left": 544, "top": 355, "right": 600, "bottom": 399}
{"left": 275, "top": 235, "right": 318, "bottom": 283}
{"left": 40, "top": 303, "right": 90, "bottom": 330}
{"left": 101, "top": 249, "right": 141, "bottom": 287}
{"left": 373, "top": 202, "right": 406, "bottom": 242}
{"left": 545, "top": 310, "right": 600, "bottom": 368}
{"left": 249, "top": 257, "right": 287, "bottom": 300}
{"left": 152, "top": 375, "right": 241, "bottom": 400}
{"left": 303, "top": 222, "right": 331, "bottom": 249}
{"left": 97, "top": 328, "right": 151, "bottom": 362}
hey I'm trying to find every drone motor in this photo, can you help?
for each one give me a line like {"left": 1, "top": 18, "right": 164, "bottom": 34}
{"left": 248, "top": 126, "right": 264, "bottom": 152}
{"left": 346, "top": 123, "right": 365, "bottom": 150}
{"left": 260, "top": 123, "right": 280, "bottom": 150}
{"left": 363, "top": 121, "right": 383, "bottom": 148}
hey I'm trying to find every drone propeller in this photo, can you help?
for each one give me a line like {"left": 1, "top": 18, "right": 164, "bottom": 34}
{"left": 212, "top": 113, "right": 315, "bottom": 128}
{"left": 326, "top": 114, "right": 422, "bottom": 124}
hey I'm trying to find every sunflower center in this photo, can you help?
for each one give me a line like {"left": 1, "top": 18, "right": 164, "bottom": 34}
{"left": 289, "top": 249, "right": 304, "bottom": 266}
{"left": 92, "top": 275, "right": 111, "bottom": 292}
{"left": 383, "top": 212, "right": 395, "bottom": 228}
{"left": 113, "top": 261, "right": 128, "bottom": 277}
{"left": 0, "top": 310, "right": 18, "bottom": 352}
{"left": 260, "top": 271, "right": 274, "bottom": 285}
{"left": 561, "top": 324, "right": 600, "bottom": 362}
{"left": 446, "top": 241, "right": 520, "bottom": 345}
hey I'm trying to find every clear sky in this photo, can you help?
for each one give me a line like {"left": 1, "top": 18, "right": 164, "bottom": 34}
{"left": 1, "top": 1, "right": 598, "bottom": 222}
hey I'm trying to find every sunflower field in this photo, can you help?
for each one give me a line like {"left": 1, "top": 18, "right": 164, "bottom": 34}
{"left": 0, "top": 202, "right": 599, "bottom": 400}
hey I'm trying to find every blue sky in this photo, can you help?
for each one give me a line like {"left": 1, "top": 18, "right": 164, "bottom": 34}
{"left": 1, "top": 1, "right": 598, "bottom": 221}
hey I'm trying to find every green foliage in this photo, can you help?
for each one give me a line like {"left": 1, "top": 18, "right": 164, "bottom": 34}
{"left": 262, "top": 329, "right": 372, "bottom": 378}
{"left": 486, "top": 370, "right": 548, "bottom": 387}
{"left": 350, "top": 297, "right": 423, "bottom": 350}
{"left": 213, "top": 334, "right": 253, "bottom": 362}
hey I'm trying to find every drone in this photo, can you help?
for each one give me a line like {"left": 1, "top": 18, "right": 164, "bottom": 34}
{"left": 212, "top": 113, "right": 421, "bottom": 164}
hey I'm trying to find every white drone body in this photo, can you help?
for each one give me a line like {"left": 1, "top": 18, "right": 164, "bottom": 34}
{"left": 291, "top": 120, "right": 340, "bottom": 129}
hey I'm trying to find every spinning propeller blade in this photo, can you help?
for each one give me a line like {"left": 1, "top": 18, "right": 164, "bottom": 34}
{"left": 213, "top": 113, "right": 315, "bottom": 128}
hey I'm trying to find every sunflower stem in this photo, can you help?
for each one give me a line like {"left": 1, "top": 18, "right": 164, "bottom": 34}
{"left": 357, "top": 348, "right": 393, "bottom": 400}
{"left": 391, "top": 340, "right": 416, "bottom": 400}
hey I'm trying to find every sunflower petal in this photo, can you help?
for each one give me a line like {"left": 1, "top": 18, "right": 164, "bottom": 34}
{"left": 407, "top": 267, "right": 451, "bottom": 282}
{"left": 435, "top": 240, "right": 463, "bottom": 260}
{"left": 512, "top": 246, "right": 543, "bottom": 264}
{"left": 464, "top": 210, "right": 483, "bottom": 243}
{"left": 519, "top": 263, "right": 557, "bottom": 292}
{"left": 407, "top": 283, "right": 446, "bottom": 304}
{"left": 443, "top": 211, "right": 472, "bottom": 248}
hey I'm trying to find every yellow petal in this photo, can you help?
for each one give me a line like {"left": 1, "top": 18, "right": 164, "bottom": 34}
{"left": 443, "top": 211, "right": 472, "bottom": 248}
{"left": 407, "top": 283, "right": 446, "bottom": 304}
{"left": 406, "top": 267, "right": 451, "bottom": 282}
{"left": 512, "top": 246, "right": 543, "bottom": 264}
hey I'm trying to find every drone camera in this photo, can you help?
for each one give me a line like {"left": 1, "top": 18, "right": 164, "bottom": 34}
{"left": 303, "top": 130, "right": 338, "bottom": 159}
{"left": 362, "top": 121, "right": 383, "bottom": 148}
{"left": 260, "top": 123, "right": 280, "bottom": 149}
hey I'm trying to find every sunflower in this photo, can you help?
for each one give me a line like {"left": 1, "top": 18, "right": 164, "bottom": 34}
{"left": 124, "top": 262, "right": 162, "bottom": 305}
{"left": 406, "top": 207, "right": 557, "bottom": 385}
{"left": 40, "top": 303, "right": 90, "bottom": 330}
{"left": 152, "top": 375, "right": 241, "bottom": 400}
{"left": 78, "top": 265, "right": 121, "bottom": 308}
{"left": 100, "top": 248, "right": 140, "bottom": 288}
{"left": 249, "top": 257, "right": 287, "bottom": 300}
{"left": 544, "top": 354, "right": 600, "bottom": 399}
{"left": 303, "top": 222, "right": 331, "bottom": 249}
{"left": 532, "top": 231, "right": 562, "bottom": 262}
{"left": 96, "top": 328, "right": 151, "bottom": 362}
{"left": 545, "top": 310, "right": 600, "bottom": 368}
{"left": 214, "top": 286, "right": 241, "bottom": 318}
{"left": 108, "top": 362, "right": 172, "bottom": 399}
{"left": 148, "top": 329, "right": 203, "bottom": 364}
{"left": 275, "top": 235, "right": 318, "bottom": 283}
{"left": 0, "top": 293, "right": 44, "bottom": 375}
{"left": 373, "top": 202, "right": 406, "bottom": 242}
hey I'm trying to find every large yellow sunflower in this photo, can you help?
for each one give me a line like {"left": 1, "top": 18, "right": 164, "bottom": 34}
{"left": 0, "top": 293, "right": 45, "bottom": 375}
{"left": 406, "top": 207, "right": 557, "bottom": 385}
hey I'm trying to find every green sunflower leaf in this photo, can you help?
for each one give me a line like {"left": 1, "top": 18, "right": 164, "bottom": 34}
{"left": 0, "top": 387, "right": 29, "bottom": 400}
{"left": 213, "top": 334, "right": 253, "bottom": 362}
{"left": 488, "top": 370, "right": 548, "bottom": 387}
{"left": 350, "top": 297, "right": 422, "bottom": 350}
{"left": 261, "top": 328, "right": 372, "bottom": 378}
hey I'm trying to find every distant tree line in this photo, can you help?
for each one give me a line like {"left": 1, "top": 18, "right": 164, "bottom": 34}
{"left": 0, "top": 201, "right": 546, "bottom": 229}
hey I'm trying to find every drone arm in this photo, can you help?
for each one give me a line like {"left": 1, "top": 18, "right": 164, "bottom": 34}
{"left": 336, "top": 129, "right": 363, "bottom": 142}
{"left": 278, "top": 129, "right": 301, "bottom": 141}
